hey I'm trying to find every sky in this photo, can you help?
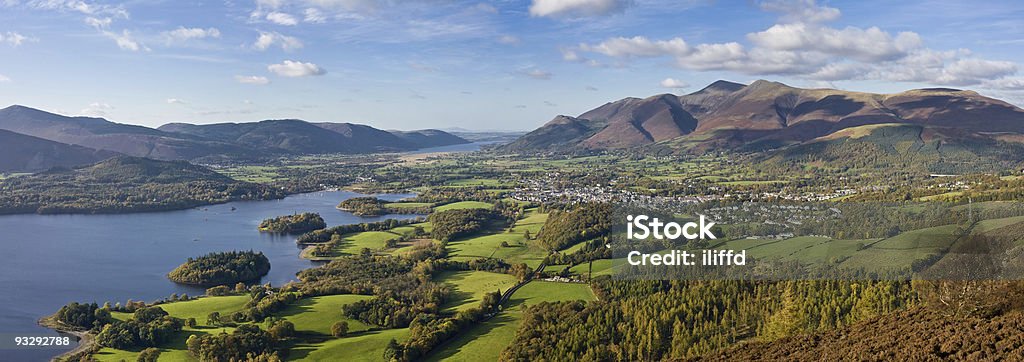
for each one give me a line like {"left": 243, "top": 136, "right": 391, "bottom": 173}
{"left": 1, "top": 0, "right": 1023, "bottom": 131}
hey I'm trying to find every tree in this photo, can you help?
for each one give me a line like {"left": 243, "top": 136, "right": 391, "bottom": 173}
{"left": 383, "top": 338, "right": 402, "bottom": 361}
{"left": 331, "top": 321, "right": 349, "bottom": 337}
{"left": 268, "top": 320, "right": 295, "bottom": 340}
{"left": 207, "top": 311, "right": 221, "bottom": 326}
{"left": 185, "top": 318, "right": 197, "bottom": 328}
{"left": 137, "top": 347, "right": 161, "bottom": 362}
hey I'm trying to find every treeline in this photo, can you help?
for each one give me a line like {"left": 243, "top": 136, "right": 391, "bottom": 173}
{"left": 428, "top": 208, "right": 498, "bottom": 241}
{"left": 536, "top": 203, "right": 612, "bottom": 251}
{"left": 385, "top": 291, "right": 503, "bottom": 361}
{"left": 186, "top": 324, "right": 286, "bottom": 361}
{"left": 167, "top": 251, "right": 271, "bottom": 286}
{"left": 0, "top": 157, "right": 283, "bottom": 215}
{"left": 296, "top": 218, "right": 422, "bottom": 244}
{"left": 96, "top": 307, "right": 183, "bottom": 349}
{"left": 258, "top": 213, "right": 326, "bottom": 233}
{"left": 501, "top": 279, "right": 917, "bottom": 360}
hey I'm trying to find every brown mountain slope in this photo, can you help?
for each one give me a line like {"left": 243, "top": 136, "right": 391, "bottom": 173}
{"left": 692, "top": 308, "right": 1024, "bottom": 361}
{"left": 504, "top": 80, "right": 1024, "bottom": 153}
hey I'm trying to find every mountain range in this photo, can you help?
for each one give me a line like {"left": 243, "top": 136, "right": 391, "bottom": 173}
{"left": 503, "top": 80, "right": 1024, "bottom": 156}
{"left": 0, "top": 105, "right": 469, "bottom": 172}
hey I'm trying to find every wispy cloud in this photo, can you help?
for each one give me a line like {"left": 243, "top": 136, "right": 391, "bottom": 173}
{"left": 268, "top": 60, "right": 326, "bottom": 77}
{"left": 235, "top": 75, "right": 270, "bottom": 85}
{"left": 253, "top": 31, "right": 303, "bottom": 51}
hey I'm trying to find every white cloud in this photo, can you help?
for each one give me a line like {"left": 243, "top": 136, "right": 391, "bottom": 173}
{"left": 985, "top": 78, "right": 1024, "bottom": 90}
{"left": 80, "top": 102, "right": 112, "bottom": 117}
{"left": 498, "top": 35, "right": 520, "bottom": 45}
{"left": 162, "top": 27, "right": 220, "bottom": 43}
{"left": 253, "top": 31, "right": 303, "bottom": 51}
{"left": 268, "top": 60, "right": 326, "bottom": 77}
{"left": 166, "top": 98, "right": 186, "bottom": 104}
{"left": 0, "top": 31, "right": 32, "bottom": 46}
{"left": 102, "top": 30, "right": 145, "bottom": 51}
{"left": 748, "top": 23, "right": 922, "bottom": 62}
{"left": 579, "top": 36, "right": 688, "bottom": 57}
{"left": 235, "top": 75, "right": 271, "bottom": 85}
{"left": 84, "top": 16, "right": 111, "bottom": 29}
{"left": 266, "top": 11, "right": 298, "bottom": 25}
{"left": 571, "top": 7, "right": 1021, "bottom": 88}
{"left": 0, "top": 74, "right": 10, "bottom": 82}
{"left": 659, "top": 78, "right": 689, "bottom": 89}
{"left": 303, "top": 8, "right": 326, "bottom": 23}
{"left": 529, "top": 0, "right": 632, "bottom": 18}
{"left": 26, "top": 0, "right": 129, "bottom": 18}
{"left": 518, "top": 68, "right": 552, "bottom": 80}
{"left": 758, "top": 0, "right": 839, "bottom": 23}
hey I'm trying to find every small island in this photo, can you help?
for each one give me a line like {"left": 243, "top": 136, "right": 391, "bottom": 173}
{"left": 258, "top": 212, "right": 326, "bottom": 233}
{"left": 167, "top": 251, "right": 271, "bottom": 286}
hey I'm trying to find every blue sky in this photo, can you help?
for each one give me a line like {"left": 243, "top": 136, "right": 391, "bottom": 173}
{"left": 1, "top": 0, "right": 1023, "bottom": 130}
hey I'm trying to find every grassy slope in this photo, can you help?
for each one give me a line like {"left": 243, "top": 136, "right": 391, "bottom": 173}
{"left": 435, "top": 271, "right": 519, "bottom": 312}
{"left": 98, "top": 296, "right": 252, "bottom": 361}
{"left": 96, "top": 294, "right": 379, "bottom": 361}
{"left": 434, "top": 201, "right": 494, "bottom": 212}
{"left": 425, "top": 281, "right": 595, "bottom": 362}
{"left": 277, "top": 295, "right": 374, "bottom": 335}
{"left": 446, "top": 208, "right": 549, "bottom": 268}
{"left": 292, "top": 328, "right": 410, "bottom": 362}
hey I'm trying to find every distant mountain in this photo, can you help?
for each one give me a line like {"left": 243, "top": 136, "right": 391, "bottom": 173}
{"left": 313, "top": 122, "right": 416, "bottom": 151}
{"left": 0, "top": 105, "right": 471, "bottom": 163}
{"left": 158, "top": 120, "right": 362, "bottom": 154}
{"left": 0, "top": 129, "right": 118, "bottom": 172}
{"left": 391, "top": 129, "right": 471, "bottom": 148}
{"left": 0, "top": 105, "right": 254, "bottom": 161}
{"left": 159, "top": 121, "right": 468, "bottom": 153}
{"left": 503, "top": 80, "right": 1024, "bottom": 154}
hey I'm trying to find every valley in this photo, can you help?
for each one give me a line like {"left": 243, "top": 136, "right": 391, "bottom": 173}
{"left": 6, "top": 80, "right": 1024, "bottom": 362}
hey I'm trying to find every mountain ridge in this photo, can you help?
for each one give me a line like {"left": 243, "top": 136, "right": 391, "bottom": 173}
{"left": 502, "top": 80, "right": 1024, "bottom": 153}
{"left": 0, "top": 105, "right": 470, "bottom": 168}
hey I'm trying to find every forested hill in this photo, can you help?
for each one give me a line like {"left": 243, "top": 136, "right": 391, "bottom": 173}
{"left": 0, "top": 156, "right": 283, "bottom": 214}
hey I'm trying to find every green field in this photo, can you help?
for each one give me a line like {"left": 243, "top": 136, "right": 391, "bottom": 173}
{"left": 568, "top": 258, "right": 618, "bottom": 277}
{"left": 435, "top": 271, "right": 519, "bottom": 312}
{"left": 338, "top": 231, "right": 400, "bottom": 254}
{"left": 841, "top": 224, "right": 959, "bottom": 271}
{"left": 447, "top": 208, "right": 549, "bottom": 268}
{"left": 434, "top": 201, "right": 494, "bottom": 212}
{"left": 276, "top": 295, "right": 374, "bottom": 335}
{"left": 99, "top": 296, "right": 253, "bottom": 361}
{"left": 292, "top": 328, "right": 410, "bottom": 361}
{"left": 425, "top": 281, "right": 595, "bottom": 361}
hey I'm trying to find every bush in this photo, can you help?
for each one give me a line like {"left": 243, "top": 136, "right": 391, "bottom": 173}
{"left": 331, "top": 321, "right": 349, "bottom": 337}
{"left": 137, "top": 347, "right": 161, "bottom": 362}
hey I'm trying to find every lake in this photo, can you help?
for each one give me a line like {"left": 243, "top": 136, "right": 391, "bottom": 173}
{"left": 0, "top": 190, "right": 419, "bottom": 361}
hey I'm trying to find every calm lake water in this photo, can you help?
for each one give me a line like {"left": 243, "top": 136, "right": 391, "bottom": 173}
{"left": 0, "top": 191, "right": 418, "bottom": 361}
